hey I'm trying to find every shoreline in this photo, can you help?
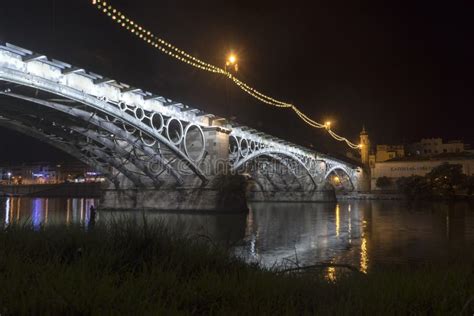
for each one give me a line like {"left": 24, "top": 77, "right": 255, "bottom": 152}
{"left": 0, "top": 221, "right": 472, "bottom": 314}
{"left": 338, "top": 192, "right": 474, "bottom": 201}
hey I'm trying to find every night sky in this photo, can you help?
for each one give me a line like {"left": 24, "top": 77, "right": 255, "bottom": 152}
{"left": 0, "top": 0, "right": 472, "bottom": 163}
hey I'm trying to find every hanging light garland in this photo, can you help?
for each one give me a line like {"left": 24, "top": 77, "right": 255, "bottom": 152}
{"left": 91, "top": 1, "right": 361, "bottom": 150}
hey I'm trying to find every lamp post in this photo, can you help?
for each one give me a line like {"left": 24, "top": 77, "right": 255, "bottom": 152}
{"left": 7, "top": 172, "right": 12, "bottom": 185}
{"left": 225, "top": 53, "right": 238, "bottom": 116}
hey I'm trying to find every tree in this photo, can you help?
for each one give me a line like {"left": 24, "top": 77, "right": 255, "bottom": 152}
{"left": 396, "top": 164, "right": 469, "bottom": 199}
{"left": 426, "top": 163, "right": 465, "bottom": 198}
{"left": 376, "top": 176, "right": 392, "bottom": 189}
{"left": 396, "top": 177, "right": 408, "bottom": 193}
{"left": 462, "top": 175, "right": 474, "bottom": 196}
{"left": 396, "top": 176, "right": 432, "bottom": 199}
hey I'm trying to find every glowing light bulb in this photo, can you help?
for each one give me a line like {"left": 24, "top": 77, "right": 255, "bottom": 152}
{"left": 228, "top": 54, "right": 236, "bottom": 64}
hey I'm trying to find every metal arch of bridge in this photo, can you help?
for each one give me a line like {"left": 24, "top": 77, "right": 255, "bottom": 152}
{"left": 230, "top": 147, "right": 318, "bottom": 189}
{"left": 0, "top": 46, "right": 207, "bottom": 186}
{"left": 228, "top": 131, "right": 363, "bottom": 189}
{"left": 0, "top": 117, "right": 122, "bottom": 187}
{"left": 324, "top": 165, "right": 358, "bottom": 191}
{"left": 265, "top": 153, "right": 304, "bottom": 190}
{"left": 0, "top": 42, "right": 362, "bottom": 191}
{"left": 0, "top": 111, "right": 148, "bottom": 187}
{"left": 0, "top": 91, "right": 184, "bottom": 186}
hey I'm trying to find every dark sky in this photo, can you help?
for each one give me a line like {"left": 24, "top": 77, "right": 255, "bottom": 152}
{"left": 0, "top": 0, "right": 472, "bottom": 163}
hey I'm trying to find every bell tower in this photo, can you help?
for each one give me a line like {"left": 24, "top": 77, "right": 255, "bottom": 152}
{"left": 360, "top": 126, "right": 370, "bottom": 166}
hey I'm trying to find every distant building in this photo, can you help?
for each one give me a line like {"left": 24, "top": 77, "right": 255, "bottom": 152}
{"left": 0, "top": 161, "right": 104, "bottom": 185}
{"left": 371, "top": 138, "right": 469, "bottom": 163}
{"left": 370, "top": 153, "right": 474, "bottom": 190}
{"left": 360, "top": 126, "right": 370, "bottom": 166}
{"left": 466, "top": 145, "right": 474, "bottom": 154}
{"left": 375, "top": 144, "right": 405, "bottom": 162}
{"left": 406, "top": 138, "right": 466, "bottom": 156}
{"left": 369, "top": 137, "right": 472, "bottom": 190}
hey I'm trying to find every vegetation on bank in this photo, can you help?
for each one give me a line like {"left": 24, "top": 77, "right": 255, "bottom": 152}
{"left": 378, "top": 163, "right": 474, "bottom": 199}
{"left": 0, "top": 221, "right": 473, "bottom": 315}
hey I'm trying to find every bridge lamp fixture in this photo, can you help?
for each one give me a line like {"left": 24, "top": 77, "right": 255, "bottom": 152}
{"left": 325, "top": 121, "right": 331, "bottom": 129}
{"left": 226, "top": 53, "right": 238, "bottom": 72}
{"left": 227, "top": 54, "right": 236, "bottom": 64}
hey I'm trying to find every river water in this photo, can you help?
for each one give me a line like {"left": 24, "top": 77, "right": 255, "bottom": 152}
{"left": 1, "top": 197, "right": 473, "bottom": 273}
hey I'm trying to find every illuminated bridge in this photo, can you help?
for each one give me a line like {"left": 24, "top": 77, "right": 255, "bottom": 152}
{"left": 0, "top": 43, "right": 366, "bottom": 211}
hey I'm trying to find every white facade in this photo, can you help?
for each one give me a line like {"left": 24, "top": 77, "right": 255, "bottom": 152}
{"left": 371, "top": 158, "right": 474, "bottom": 190}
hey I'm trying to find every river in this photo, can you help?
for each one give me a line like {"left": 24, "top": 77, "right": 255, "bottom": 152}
{"left": 1, "top": 197, "right": 473, "bottom": 274}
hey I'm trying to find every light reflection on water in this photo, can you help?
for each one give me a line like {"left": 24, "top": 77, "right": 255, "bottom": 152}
{"left": 1, "top": 197, "right": 473, "bottom": 275}
{"left": 1, "top": 197, "right": 97, "bottom": 229}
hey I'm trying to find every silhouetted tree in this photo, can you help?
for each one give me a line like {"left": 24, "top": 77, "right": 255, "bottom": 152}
{"left": 397, "top": 176, "right": 432, "bottom": 199}
{"left": 375, "top": 176, "right": 392, "bottom": 189}
{"left": 426, "top": 163, "right": 465, "bottom": 198}
{"left": 463, "top": 175, "right": 474, "bottom": 196}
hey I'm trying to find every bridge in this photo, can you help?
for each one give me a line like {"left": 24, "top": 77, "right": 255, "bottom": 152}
{"left": 0, "top": 43, "right": 367, "bottom": 211}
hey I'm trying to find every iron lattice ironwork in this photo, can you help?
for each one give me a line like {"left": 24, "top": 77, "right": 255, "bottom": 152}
{"left": 0, "top": 43, "right": 362, "bottom": 191}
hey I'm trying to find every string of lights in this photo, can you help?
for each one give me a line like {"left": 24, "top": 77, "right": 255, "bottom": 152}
{"left": 91, "top": 1, "right": 362, "bottom": 149}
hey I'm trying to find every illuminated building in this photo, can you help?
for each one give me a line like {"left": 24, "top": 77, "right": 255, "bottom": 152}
{"left": 0, "top": 161, "right": 103, "bottom": 185}
{"left": 375, "top": 145, "right": 405, "bottom": 162}
{"left": 370, "top": 154, "right": 474, "bottom": 190}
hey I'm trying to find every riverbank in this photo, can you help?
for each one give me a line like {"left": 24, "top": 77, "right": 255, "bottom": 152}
{"left": 338, "top": 191, "right": 474, "bottom": 200}
{"left": 0, "top": 183, "right": 102, "bottom": 198}
{"left": 337, "top": 192, "right": 405, "bottom": 200}
{"left": 0, "top": 220, "right": 473, "bottom": 314}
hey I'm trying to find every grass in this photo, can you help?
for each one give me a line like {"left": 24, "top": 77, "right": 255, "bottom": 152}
{"left": 0, "top": 219, "right": 473, "bottom": 315}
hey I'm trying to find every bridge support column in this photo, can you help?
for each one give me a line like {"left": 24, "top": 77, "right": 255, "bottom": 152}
{"left": 352, "top": 168, "right": 370, "bottom": 192}
{"left": 99, "top": 129, "right": 249, "bottom": 212}
{"left": 202, "top": 129, "right": 230, "bottom": 175}
{"left": 100, "top": 188, "right": 247, "bottom": 212}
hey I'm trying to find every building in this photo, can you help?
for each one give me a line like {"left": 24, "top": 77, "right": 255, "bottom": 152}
{"left": 374, "top": 138, "right": 468, "bottom": 162}
{"left": 0, "top": 163, "right": 58, "bottom": 185}
{"left": 375, "top": 144, "right": 405, "bottom": 162}
{"left": 368, "top": 137, "right": 472, "bottom": 190}
{"left": 370, "top": 153, "right": 474, "bottom": 190}
{"left": 406, "top": 138, "right": 466, "bottom": 156}
{"left": 360, "top": 126, "right": 370, "bottom": 165}
{"left": 0, "top": 161, "right": 104, "bottom": 185}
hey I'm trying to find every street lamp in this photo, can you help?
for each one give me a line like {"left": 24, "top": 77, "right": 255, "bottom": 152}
{"left": 7, "top": 172, "right": 12, "bottom": 185}
{"left": 325, "top": 121, "right": 331, "bottom": 130}
{"left": 225, "top": 52, "right": 238, "bottom": 116}
{"left": 225, "top": 53, "right": 238, "bottom": 72}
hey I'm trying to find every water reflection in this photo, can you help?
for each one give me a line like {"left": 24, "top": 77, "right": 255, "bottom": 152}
{"left": 1, "top": 197, "right": 473, "bottom": 273}
{"left": 1, "top": 197, "right": 97, "bottom": 229}
{"left": 240, "top": 201, "right": 474, "bottom": 273}
{"left": 241, "top": 202, "right": 369, "bottom": 272}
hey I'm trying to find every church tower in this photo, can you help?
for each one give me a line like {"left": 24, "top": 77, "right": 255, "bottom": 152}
{"left": 360, "top": 126, "right": 370, "bottom": 166}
